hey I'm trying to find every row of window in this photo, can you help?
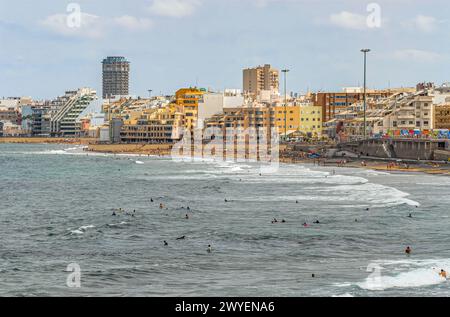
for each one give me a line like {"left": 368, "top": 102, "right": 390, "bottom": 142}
{"left": 392, "top": 121, "right": 430, "bottom": 127}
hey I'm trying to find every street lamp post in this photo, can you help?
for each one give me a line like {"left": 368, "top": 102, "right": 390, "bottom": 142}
{"left": 361, "top": 49, "right": 370, "bottom": 140}
{"left": 148, "top": 89, "right": 153, "bottom": 99}
{"left": 282, "top": 69, "right": 290, "bottom": 141}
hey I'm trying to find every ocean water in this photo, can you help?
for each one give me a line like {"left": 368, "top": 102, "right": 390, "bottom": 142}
{"left": 0, "top": 143, "right": 449, "bottom": 297}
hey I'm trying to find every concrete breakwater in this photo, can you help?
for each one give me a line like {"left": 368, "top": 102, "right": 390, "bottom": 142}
{"left": 338, "top": 138, "right": 450, "bottom": 161}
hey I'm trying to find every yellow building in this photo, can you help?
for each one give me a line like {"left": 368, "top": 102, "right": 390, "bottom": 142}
{"left": 299, "top": 105, "right": 323, "bottom": 138}
{"left": 175, "top": 88, "right": 206, "bottom": 132}
{"left": 120, "top": 104, "right": 184, "bottom": 143}
{"left": 274, "top": 104, "right": 301, "bottom": 135}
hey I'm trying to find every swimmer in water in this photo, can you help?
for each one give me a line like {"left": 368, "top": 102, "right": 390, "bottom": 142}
{"left": 164, "top": 241, "right": 168, "bottom": 246}
{"left": 160, "top": 203, "right": 164, "bottom": 209}
{"left": 224, "top": 199, "right": 228, "bottom": 203}
{"left": 176, "top": 236, "right": 186, "bottom": 240}
{"left": 112, "top": 211, "right": 117, "bottom": 216}
{"left": 151, "top": 198, "right": 154, "bottom": 202}
{"left": 281, "top": 219, "right": 286, "bottom": 223}
{"left": 314, "top": 220, "right": 320, "bottom": 224}
{"left": 271, "top": 218, "right": 278, "bottom": 224}
{"left": 187, "top": 207, "right": 190, "bottom": 211}
{"left": 439, "top": 269, "right": 447, "bottom": 279}
{"left": 405, "top": 246, "right": 412, "bottom": 255}
{"left": 185, "top": 214, "right": 189, "bottom": 220}
{"left": 408, "top": 213, "right": 413, "bottom": 218}
{"left": 303, "top": 223, "right": 309, "bottom": 227}
{"left": 207, "top": 245, "right": 212, "bottom": 253}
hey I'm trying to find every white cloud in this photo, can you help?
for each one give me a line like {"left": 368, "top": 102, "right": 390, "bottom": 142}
{"left": 148, "top": 0, "right": 202, "bottom": 18}
{"left": 40, "top": 13, "right": 104, "bottom": 39}
{"left": 329, "top": 11, "right": 368, "bottom": 30}
{"left": 393, "top": 49, "right": 441, "bottom": 62}
{"left": 403, "top": 15, "right": 439, "bottom": 33}
{"left": 114, "top": 15, "right": 153, "bottom": 31}
{"left": 40, "top": 13, "right": 153, "bottom": 38}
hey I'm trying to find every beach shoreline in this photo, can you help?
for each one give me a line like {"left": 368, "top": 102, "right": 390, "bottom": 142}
{"left": 0, "top": 137, "right": 94, "bottom": 145}
{"left": 2, "top": 138, "right": 449, "bottom": 176}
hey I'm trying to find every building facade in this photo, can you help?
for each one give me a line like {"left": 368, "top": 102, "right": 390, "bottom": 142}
{"left": 313, "top": 89, "right": 393, "bottom": 123}
{"left": 299, "top": 105, "right": 323, "bottom": 138}
{"left": 243, "top": 64, "right": 279, "bottom": 97}
{"left": 273, "top": 104, "right": 301, "bottom": 135}
{"left": 102, "top": 56, "right": 130, "bottom": 99}
{"left": 50, "top": 88, "right": 98, "bottom": 136}
{"left": 434, "top": 104, "right": 450, "bottom": 130}
{"left": 120, "top": 105, "right": 183, "bottom": 143}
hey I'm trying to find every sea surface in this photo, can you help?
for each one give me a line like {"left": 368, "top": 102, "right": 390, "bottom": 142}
{"left": 0, "top": 143, "right": 449, "bottom": 297}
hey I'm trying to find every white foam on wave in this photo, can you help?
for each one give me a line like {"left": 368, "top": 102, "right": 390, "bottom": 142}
{"left": 135, "top": 161, "right": 145, "bottom": 165}
{"left": 69, "top": 224, "right": 95, "bottom": 235}
{"left": 79, "top": 225, "right": 95, "bottom": 231}
{"left": 244, "top": 174, "right": 368, "bottom": 185}
{"left": 70, "top": 230, "right": 84, "bottom": 235}
{"left": 107, "top": 221, "right": 129, "bottom": 227}
{"left": 337, "top": 259, "right": 450, "bottom": 291}
{"left": 309, "top": 183, "right": 420, "bottom": 207}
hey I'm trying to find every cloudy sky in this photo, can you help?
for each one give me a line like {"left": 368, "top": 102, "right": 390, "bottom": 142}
{"left": 0, "top": 0, "right": 448, "bottom": 99}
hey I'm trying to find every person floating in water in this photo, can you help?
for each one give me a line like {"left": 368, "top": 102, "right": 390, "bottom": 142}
{"left": 408, "top": 213, "right": 413, "bottom": 218}
{"left": 303, "top": 223, "right": 309, "bottom": 227}
{"left": 224, "top": 199, "right": 228, "bottom": 203}
{"left": 439, "top": 269, "right": 447, "bottom": 279}
{"left": 176, "top": 236, "right": 186, "bottom": 240}
{"left": 151, "top": 198, "right": 154, "bottom": 202}
{"left": 160, "top": 203, "right": 164, "bottom": 209}
{"left": 112, "top": 211, "right": 117, "bottom": 216}
{"left": 271, "top": 218, "right": 278, "bottom": 224}
{"left": 314, "top": 220, "right": 320, "bottom": 224}
{"left": 207, "top": 245, "right": 212, "bottom": 253}
{"left": 187, "top": 207, "right": 190, "bottom": 211}
{"left": 281, "top": 219, "right": 286, "bottom": 223}
{"left": 405, "top": 246, "right": 412, "bottom": 255}
{"left": 185, "top": 214, "right": 189, "bottom": 220}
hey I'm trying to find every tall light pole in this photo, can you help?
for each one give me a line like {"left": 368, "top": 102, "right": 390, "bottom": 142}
{"left": 282, "top": 69, "right": 290, "bottom": 141}
{"left": 148, "top": 89, "right": 153, "bottom": 99}
{"left": 361, "top": 49, "right": 370, "bottom": 140}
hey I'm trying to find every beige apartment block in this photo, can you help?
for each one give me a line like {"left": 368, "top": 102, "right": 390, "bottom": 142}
{"left": 243, "top": 64, "right": 279, "bottom": 97}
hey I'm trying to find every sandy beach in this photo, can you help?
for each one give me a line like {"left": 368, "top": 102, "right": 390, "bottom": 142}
{"left": 2, "top": 137, "right": 449, "bottom": 176}
{"left": 279, "top": 156, "right": 450, "bottom": 176}
{"left": 86, "top": 143, "right": 173, "bottom": 156}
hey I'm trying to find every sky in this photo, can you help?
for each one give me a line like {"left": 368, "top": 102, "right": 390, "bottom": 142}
{"left": 0, "top": 0, "right": 449, "bottom": 99}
